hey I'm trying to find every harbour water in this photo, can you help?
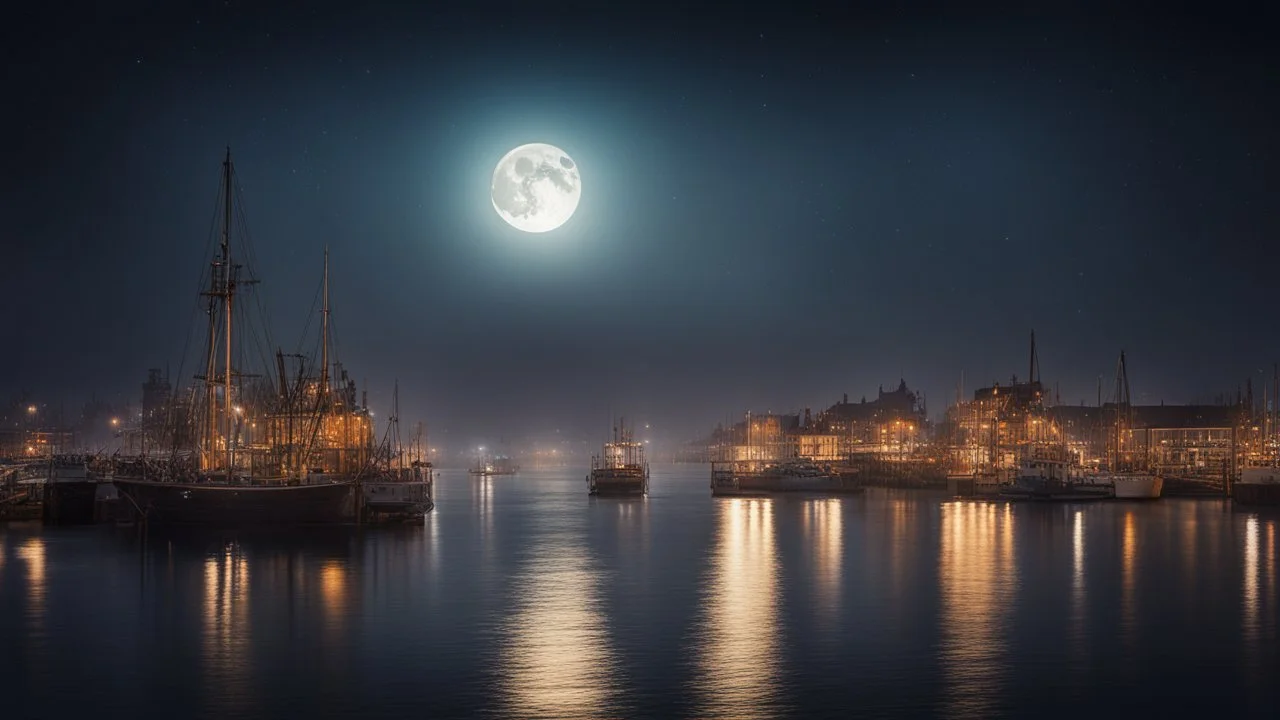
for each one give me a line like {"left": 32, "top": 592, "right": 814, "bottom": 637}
{"left": 1, "top": 465, "right": 1277, "bottom": 718}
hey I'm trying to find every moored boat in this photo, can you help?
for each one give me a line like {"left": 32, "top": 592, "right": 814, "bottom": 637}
{"left": 41, "top": 454, "right": 103, "bottom": 525}
{"left": 114, "top": 475, "right": 355, "bottom": 525}
{"left": 1000, "top": 443, "right": 1112, "bottom": 501}
{"left": 1112, "top": 473, "right": 1163, "bottom": 500}
{"left": 112, "top": 151, "right": 378, "bottom": 526}
{"left": 711, "top": 459, "right": 863, "bottom": 497}
{"left": 1234, "top": 467, "right": 1280, "bottom": 507}
{"left": 359, "top": 386, "right": 434, "bottom": 524}
{"left": 1100, "top": 352, "right": 1164, "bottom": 500}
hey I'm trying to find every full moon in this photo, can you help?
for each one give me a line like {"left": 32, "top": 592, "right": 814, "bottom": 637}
{"left": 490, "top": 143, "right": 582, "bottom": 233}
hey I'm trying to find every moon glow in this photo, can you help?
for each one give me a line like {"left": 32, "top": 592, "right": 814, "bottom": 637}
{"left": 490, "top": 143, "right": 582, "bottom": 233}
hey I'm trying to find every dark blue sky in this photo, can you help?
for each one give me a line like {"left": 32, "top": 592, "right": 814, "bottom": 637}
{"left": 2, "top": 2, "right": 1277, "bottom": 445}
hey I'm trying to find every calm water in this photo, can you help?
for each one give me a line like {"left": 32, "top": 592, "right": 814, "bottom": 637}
{"left": 1, "top": 465, "right": 1278, "bottom": 719}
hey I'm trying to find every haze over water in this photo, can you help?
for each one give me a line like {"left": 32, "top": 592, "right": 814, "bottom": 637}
{"left": 1, "top": 467, "right": 1277, "bottom": 719}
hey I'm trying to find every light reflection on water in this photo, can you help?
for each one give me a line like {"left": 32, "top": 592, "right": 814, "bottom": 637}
{"left": 495, "top": 526, "right": 617, "bottom": 719}
{"left": 3, "top": 470, "right": 1280, "bottom": 719}
{"left": 203, "top": 542, "right": 252, "bottom": 713}
{"left": 804, "top": 498, "right": 842, "bottom": 628}
{"left": 692, "top": 498, "right": 780, "bottom": 719}
{"left": 938, "top": 501, "right": 1016, "bottom": 719}
{"left": 1120, "top": 511, "right": 1137, "bottom": 649}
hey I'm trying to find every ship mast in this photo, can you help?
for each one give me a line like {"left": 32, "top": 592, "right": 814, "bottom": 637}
{"left": 321, "top": 246, "right": 330, "bottom": 399}
{"left": 223, "top": 148, "right": 234, "bottom": 483}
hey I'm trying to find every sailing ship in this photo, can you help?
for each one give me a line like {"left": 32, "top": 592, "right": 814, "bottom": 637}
{"left": 587, "top": 419, "right": 649, "bottom": 496}
{"left": 1105, "top": 351, "right": 1164, "bottom": 499}
{"left": 113, "top": 150, "right": 373, "bottom": 526}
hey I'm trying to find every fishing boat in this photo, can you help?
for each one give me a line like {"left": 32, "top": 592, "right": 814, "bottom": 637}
{"left": 360, "top": 384, "right": 434, "bottom": 524}
{"left": 1000, "top": 443, "right": 1113, "bottom": 501}
{"left": 113, "top": 151, "right": 372, "bottom": 526}
{"left": 587, "top": 419, "right": 648, "bottom": 496}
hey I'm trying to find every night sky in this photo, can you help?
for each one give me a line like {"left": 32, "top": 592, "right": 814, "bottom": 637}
{"left": 3, "top": 2, "right": 1277, "bottom": 446}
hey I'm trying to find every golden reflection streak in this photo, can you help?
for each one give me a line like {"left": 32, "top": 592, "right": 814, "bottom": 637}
{"left": 1070, "top": 510, "right": 1086, "bottom": 663}
{"left": 888, "top": 497, "right": 909, "bottom": 598}
{"left": 203, "top": 543, "right": 251, "bottom": 707}
{"left": 693, "top": 498, "right": 780, "bottom": 719}
{"left": 474, "top": 476, "right": 494, "bottom": 540}
{"left": 1120, "top": 512, "right": 1136, "bottom": 647}
{"left": 938, "top": 502, "right": 1016, "bottom": 718}
{"left": 1179, "top": 502, "right": 1197, "bottom": 576}
{"left": 319, "top": 560, "right": 348, "bottom": 635}
{"left": 805, "top": 499, "right": 843, "bottom": 628}
{"left": 1243, "top": 516, "right": 1259, "bottom": 643}
{"left": 1268, "top": 522, "right": 1276, "bottom": 642}
{"left": 497, "top": 533, "right": 616, "bottom": 719}
{"left": 16, "top": 537, "right": 45, "bottom": 591}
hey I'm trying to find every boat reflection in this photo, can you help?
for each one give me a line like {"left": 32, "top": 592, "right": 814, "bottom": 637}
{"left": 803, "top": 498, "right": 843, "bottom": 628}
{"left": 692, "top": 498, "right": 781, "bottom": 719}
{"left": 495, "top": 530, "right": 617, "bottom": 718}
{"left": 1243, "top": 516, "right": 1259, "bottom": 643}
{"left": 938, "top": 501, "right": 1015, "bottom": 718}
{"left": 1120, "top": 511, "right": 1137, "bottom": 648}
{"left": 203, "top": 542, "right": 252, "bottom": 711}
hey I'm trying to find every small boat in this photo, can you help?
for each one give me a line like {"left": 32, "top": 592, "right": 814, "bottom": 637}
{"left": 360, "top": 384, "right": 434, "bottom": 524}
{"left": 588, "top": 419, "right": 648, "bottom": 496}
{"left": 469, "top": 454, "right": 519, "bottom": 476}
{"left": 1235, "top": 467, "right": 1280, "bottom": 507}
{"left": 710, "top": 459, "right": 863, "bottom": 497}
{"left": 1000, "top": 444, "right": 1112, "bottom": 501}
{"left": 41, "top": 454, "right": 103, "bottom": 525}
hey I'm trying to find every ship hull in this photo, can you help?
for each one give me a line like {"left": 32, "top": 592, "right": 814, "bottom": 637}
{"left": 1234, "top": 483, "right": 1280, "bottom": 506}
{"left": 588, "top": 470, "right": 647, "bottom": 496}
{"left": 1112, "top": 475, "right": 1163, "bottom": 500}
{"left": 1000, "top": 478, "right": 1113, "bottom": 502}
{"left": 362, "top": 481, "right": 434, "bottom": 524}
{"left": 42, "top": 481, "right": 99, "bottom": 525}
{"left": 114, "top": 478, "right": 356, "bottom": 526}
{"left": 711, "top": 473, "right": 864, "bottom": 497}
